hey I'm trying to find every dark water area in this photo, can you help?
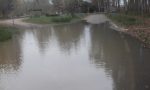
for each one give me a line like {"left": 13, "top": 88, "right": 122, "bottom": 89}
{"left": 0, "top": 22, "right": 150, "bottom": 90}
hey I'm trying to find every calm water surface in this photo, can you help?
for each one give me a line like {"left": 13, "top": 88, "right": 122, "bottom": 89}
{"left": 0, "top": 22, "right": 150, "bottom": 90}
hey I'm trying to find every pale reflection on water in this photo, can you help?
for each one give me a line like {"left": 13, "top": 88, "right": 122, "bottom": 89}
{"left": 0, "top": 22, "right": 150, "bottom": 90}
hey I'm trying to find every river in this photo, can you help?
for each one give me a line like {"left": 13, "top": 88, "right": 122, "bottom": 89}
{"left": 0, "top": 22, "right": 150, "bottom": 90}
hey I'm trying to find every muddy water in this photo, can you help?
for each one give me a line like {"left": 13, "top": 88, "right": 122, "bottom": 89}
{"left": 0, "top": 22, "right": 150, "bottom": 90}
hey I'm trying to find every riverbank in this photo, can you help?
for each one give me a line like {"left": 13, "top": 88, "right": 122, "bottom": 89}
{"left": 107, "top": 13, "right": 150, "bottom": 48}
{"left": 23, "top": 14, "right": 85, "bottom": 24}
{"left": 1, "top": 13, "right": 149, "bottom": 47}
{"left": 0, "top": 14, "right": 87, "bottom": 28}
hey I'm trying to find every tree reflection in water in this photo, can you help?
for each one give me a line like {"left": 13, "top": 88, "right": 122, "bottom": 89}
{"left": 53, "top": 22, "right": 85, "bottom": 54}
{"left": 89, "top": 23, "right": 150, "bottom": 90}
{"left": 0, "top": 35, "right": 22, "bottom": 73}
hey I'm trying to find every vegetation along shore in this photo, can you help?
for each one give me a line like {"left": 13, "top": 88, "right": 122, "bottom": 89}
{"left": 107, "top": 14, "right": 150, "bottom": 48}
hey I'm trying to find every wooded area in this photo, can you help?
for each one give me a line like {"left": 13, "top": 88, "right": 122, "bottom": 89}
{"left": 0, "top": 0, "right": 150, "bottom": 17}
{"left": 92, "top": 0, "right": 150, "bottom": 15}
{"left": 113, "top": 0, "right": 150, "bottom": 15}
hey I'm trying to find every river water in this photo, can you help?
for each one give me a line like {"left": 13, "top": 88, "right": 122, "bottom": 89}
{"left": 0, "top": 22, "right": 150, "bottom": 90}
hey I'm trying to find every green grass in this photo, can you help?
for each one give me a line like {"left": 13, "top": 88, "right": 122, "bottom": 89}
{"left": 0, "top": 25, "right": 16, "bottom": 41}
{"left": 51, "top": 15, "right": 73, "bottom": 23}
{"left": 23, "top": 14, "right": 81, "bottom": 24}
{"left": 107, "top": 13, "right": 144, "bottom": 26}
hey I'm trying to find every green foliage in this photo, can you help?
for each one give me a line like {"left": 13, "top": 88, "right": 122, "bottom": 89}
{"left": 0, "top": 26, "right": 14, "bottom": 41}
{"left": 24, "top": 16, "right": 52, "bottom": 24}
{"left": 107, "top": 14, "right": 144, "bottom": 26}
{"left": 24, "top": 15, "right": 80, "bottom": 24}
{"left": 51, "top": 15, "right": 73, "bottom": 23}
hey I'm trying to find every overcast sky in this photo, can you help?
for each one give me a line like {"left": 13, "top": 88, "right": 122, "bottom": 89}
{"left": 83, "top": 0, "right": 91, "bottom": 2}
{"left": 48, "top": 0, "right": 123, "bottom": 5}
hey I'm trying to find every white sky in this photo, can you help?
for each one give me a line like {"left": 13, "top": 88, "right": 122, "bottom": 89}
{"left": 30, "top": 0, "right": 124, "bottom": 5}
{"left": 83, "top": 0, "right": 91, "bottom": 2}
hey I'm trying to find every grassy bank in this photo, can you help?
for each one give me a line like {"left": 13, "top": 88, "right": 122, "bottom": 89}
{"left": 23, "top": 14, "right": 83, "bottom": 24}
{"left": 107, "top": 13, "right": 144, "bottom": 26}
{"left": 0, "top": 25, "right": 16, "bottom": 41}
{"left": 107, "top": 13, "right": 150, "bottom": 47}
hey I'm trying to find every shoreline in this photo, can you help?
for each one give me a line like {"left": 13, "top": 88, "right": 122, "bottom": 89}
{"left": 126, "top": 28, "right": 150, "bottom": 48}
{"left": 0, "top": 18, "right": 83, "bottom": 29}
{"left": 1, "top": 14, "right": 149, "bottom": 48}
{"left": 108, "top": 16, "right": 150, "bottom": 48}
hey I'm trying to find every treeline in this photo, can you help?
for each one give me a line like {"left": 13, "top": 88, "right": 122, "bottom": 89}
{"left": 91, "top": 0, "right": 150, "bottom": 15}
{"left": 51, "top": 0, "right": 96, "bottom": 14}
{"left": 0, "top": 0, "right": 150, "bottom": 17}
{"left": 123, "top": 0, "right": 150, "bottom": 15}
{"left": 52, "top": 0, "right": 150, "bottom": 15}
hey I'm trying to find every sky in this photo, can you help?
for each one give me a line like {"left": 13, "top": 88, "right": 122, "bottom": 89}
{"left": 48, "top": 0, "right": 91, "bottom": 4}
{"left": 29, "top": 0, "right": 124, "bottom": 5}
{"left": 49, "top": 0, "right": 53, "bottom": 4}
{"left": 83, "top": 0, "right": 91, "bottom": 2}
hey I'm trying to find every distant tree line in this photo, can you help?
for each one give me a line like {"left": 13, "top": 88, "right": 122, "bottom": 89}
{"left": 51, "top": 0, "right": 150, "bottom": 15}
{"left": 91, "top": 0, "right": 150, "bottom": 15}
{"left": 0, "top": 0, "right": 149, "bottom": 17}
{"left": 52, "top": 0, "right": 97, "bottom": 14}
{"left": 122, "top": 0, "right": 150, "bottom": 15}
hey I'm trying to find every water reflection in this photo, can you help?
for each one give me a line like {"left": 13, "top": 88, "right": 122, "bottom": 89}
{"left": 89, "top": 23, "right": 150, "bottom": 90}
{"left": 32, "top": 27, "right": 52, "bottom": 53}
{"left": 0, "top": 37, "right": 21, "bottom": 73}
{"left": 53, "top": 23, "right": 84, "bottom": 53}
{"left": 0, "top": 22, "right": 150, "bottom": 90}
